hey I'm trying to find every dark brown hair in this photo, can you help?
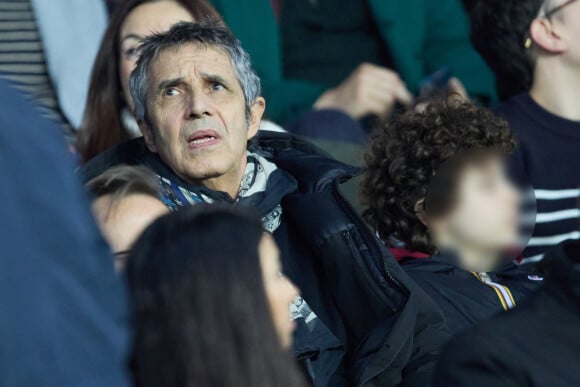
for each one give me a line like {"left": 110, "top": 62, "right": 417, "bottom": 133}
{"left": 361, "top": 100, "right": 516, "bottom": 254}
{"left": 77, "top": 0, "right": 220, "bottom": 162}
{"left": 469, "top": 0, "right": 544, "bottom": 100}
{"left": 126, "top": 204, "right": 307, "bottom": 387}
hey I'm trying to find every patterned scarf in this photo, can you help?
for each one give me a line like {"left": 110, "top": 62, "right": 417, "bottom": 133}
{"left": 154, "top": 150, "right": 322, "bottom": 342}
{"left": 155, "top": 151, "right": 296, "bottom": 233}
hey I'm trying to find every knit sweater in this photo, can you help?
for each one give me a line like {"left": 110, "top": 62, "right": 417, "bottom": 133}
{"left": 497, "top": 93, "right": 580, "bottom": 266}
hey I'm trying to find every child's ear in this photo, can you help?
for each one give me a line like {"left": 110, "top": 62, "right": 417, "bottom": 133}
{"left": 414, "top": 198, "right": 429, "bottom": 226}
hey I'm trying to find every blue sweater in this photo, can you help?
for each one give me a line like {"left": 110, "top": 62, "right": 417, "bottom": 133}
{"left": 497, "top": 94, "right": 580, "bottom": 264}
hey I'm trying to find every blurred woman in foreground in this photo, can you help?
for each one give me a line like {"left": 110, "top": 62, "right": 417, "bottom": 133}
{"left": 126, "top": 204, "right": 305, "bottom": 387}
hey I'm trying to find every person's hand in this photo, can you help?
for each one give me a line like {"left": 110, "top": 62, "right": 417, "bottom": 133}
{"left": 415, "top": 77, "right": 471, "bottom": 113}
{"left": 447, "top": 77, "right": 469, "bottom": 101}
{"left": 314, "top": 63, "right": 413, "bottom": 119}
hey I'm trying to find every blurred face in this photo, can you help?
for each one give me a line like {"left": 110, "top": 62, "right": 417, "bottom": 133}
{"left": 140, "top": 43, "right": 265, "bottom": 197}
{"left": 119, "top": 0, "right": 194, "bottom": 109}
{"left": 259, "top": 234, "right": 300, "bottom": 349}
{"left": 430, "top": 158, "right": 521, "bottom": 269}
{"left": 92, "top": 194, "right": 169, "bottom": 270}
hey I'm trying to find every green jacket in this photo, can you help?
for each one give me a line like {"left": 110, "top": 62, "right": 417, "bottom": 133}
{"left": 210, "top": 0, "right": 496, "bottom": 123}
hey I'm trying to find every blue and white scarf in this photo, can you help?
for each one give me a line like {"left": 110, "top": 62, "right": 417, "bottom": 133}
{"left": 156, "top": 151, "right": 296, "bottom": 233}
{"left": 155, "top": 150, "right": 319, "bottom": 337}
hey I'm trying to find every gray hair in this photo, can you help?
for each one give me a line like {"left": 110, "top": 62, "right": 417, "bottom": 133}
{"left": 129, "top": 20, "right": 261, "bottom": 125}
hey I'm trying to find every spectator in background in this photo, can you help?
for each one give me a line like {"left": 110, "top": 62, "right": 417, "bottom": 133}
{"left": 80, "top": 22, "right": 448, "bottom": 387}
{"left": 0, "top": 77, "right": 130, "bottom": 386}
{"left": 0, "top": 0, "right": 107, "bottom": 145}
{"left": 433, "top": 239, "right": 580, "bottom": 387}
{"left": 470, "top": 0, "right": 580, "bottom": 268}
{"left": 126, "top": 204, "right": 306, "bottom": 387}
{"left": 208, "top": 0, "right": 495, "bottom": 128}
{"left": 87, "top": 165, "right": 169, "bottom": 270}
{"left": 361, "top": 100, "right": 540, "bottom": 335}
{"left": 77, "top": 0, "right": 219, "bottom": 162}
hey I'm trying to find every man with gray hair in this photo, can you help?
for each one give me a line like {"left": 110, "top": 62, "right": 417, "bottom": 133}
{"left": 81, "top": 21, "right": 447, "bottom": 386}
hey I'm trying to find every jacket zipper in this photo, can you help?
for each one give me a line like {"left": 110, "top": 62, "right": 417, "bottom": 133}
{"left": 472, "top": 272, "right": 516, "bottom": 310}
{"left": 333, "top": 177, "right": 410, "bottom": 311}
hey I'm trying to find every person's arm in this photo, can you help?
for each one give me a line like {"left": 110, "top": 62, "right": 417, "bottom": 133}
{"left": 433, "top": 331, "right": 520, "bottom": 387}
{"left": 0, "top": 78, "right": 131, "bottom": 387}
{"left": 31, "top": 0, "right": 108, "bottom": 129}
{"left": 423, "top": 0, "right": 497, "bottom": 104}
{"left": 397, "top": 305, "right": 449, "bottom": 387}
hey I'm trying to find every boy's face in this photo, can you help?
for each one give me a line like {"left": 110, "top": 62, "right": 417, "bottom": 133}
{"left": 431, "top": 157, "right": 521, "bottom": 263}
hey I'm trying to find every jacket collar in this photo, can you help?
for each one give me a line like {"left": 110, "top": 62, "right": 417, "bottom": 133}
{"left": 81, "top": 131, "right": 361, "bottom": 193}
{"left": 405, "top": 249, "right": 523, "bottom": 277}
{"left": 253, "top": 130, "right": 361, "bottom": 189}
{"left": 389, "top": 247, "right": 430, "bottom": 262}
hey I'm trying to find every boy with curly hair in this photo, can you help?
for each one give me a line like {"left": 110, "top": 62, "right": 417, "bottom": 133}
{"left": 361, "top": 100, "right": 540, "bottom": 335}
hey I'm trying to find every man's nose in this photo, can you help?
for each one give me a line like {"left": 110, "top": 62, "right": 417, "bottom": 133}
{"left": 186, "top": 90, "right": 211, "bottom": 119}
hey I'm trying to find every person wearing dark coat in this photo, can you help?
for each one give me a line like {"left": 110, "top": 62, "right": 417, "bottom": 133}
{"left": 80, "top": 22, "right": 449, "bottom": 387}
{"left": 82, "top": 127, "right": 448, "bottom": 387}
{"left": 362, "top": 100, "right": 541, "bottom": 337}
{"left": 0, "top": 77, "right": 131, "bottom": 386}
{"left": 433, "top": 239, "right": 580, "bottom": 387}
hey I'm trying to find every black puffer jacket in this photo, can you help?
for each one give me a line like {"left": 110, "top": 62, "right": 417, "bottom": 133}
{"left": 402, "top": 252, "right": 541, "bottom": 335}
{"left": 81, "top": 131, "right": 448, "bottom": 387}
{"left": 433, "top": 239, "right": 580, "bottom": 387}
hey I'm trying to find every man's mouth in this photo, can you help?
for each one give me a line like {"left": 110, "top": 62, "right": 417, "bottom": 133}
{"left": 187, "top": 130, "right": 221, "bottom": 149}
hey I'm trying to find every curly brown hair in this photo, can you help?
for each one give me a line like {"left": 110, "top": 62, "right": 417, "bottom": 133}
{"left": 361, "top": 100, "right": 516, "bottom": 254}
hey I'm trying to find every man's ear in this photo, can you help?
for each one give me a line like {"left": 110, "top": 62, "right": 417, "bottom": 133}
{"left": 138, "top": 120, "right": 158, "bottom": 153}
{"left": 530, "top": 17, "right": 568, "bottom": 54}
{"left": 414, "top": 198, "right": 429, "bottom": 226}
{"left": 247, "top": 97, "right": 266, "bottom": 140}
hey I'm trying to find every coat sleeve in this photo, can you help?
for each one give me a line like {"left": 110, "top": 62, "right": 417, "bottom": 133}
{"left": 423, "top": 0, "right": 497, "bottom": 104}
{"left": 399, "top": 296, "right": 449, "bottom": 387}
{"left": 0, "top": 78, "right": 131, "bottom": 387}
{"left": 433, "top": 330, "right": 520, "bottom": 387}
{"left": 31, "top": 0, "right": 107, "bottom": 129}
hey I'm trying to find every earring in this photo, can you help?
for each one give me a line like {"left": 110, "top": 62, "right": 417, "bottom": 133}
{"left": 524, "top": 37, "right": 533, "bottom": 49}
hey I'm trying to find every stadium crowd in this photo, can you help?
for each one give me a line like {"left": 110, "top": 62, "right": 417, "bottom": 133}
{"left": 0, "top": 0, "right": 579, "bottom": 386}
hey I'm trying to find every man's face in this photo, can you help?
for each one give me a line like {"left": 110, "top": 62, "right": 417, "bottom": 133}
{"left": 140, "top": 44, "right": 265, "bottom": 194}
{"left": 432, "top": 158, "right": 521, "bottom": 260}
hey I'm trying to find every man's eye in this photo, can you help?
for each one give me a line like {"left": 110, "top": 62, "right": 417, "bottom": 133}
{"left": 210, "top": 82, "right": 224, "bottom": 91}
{"left": 164, "top": 88, "right": 180, "bottom": 96}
